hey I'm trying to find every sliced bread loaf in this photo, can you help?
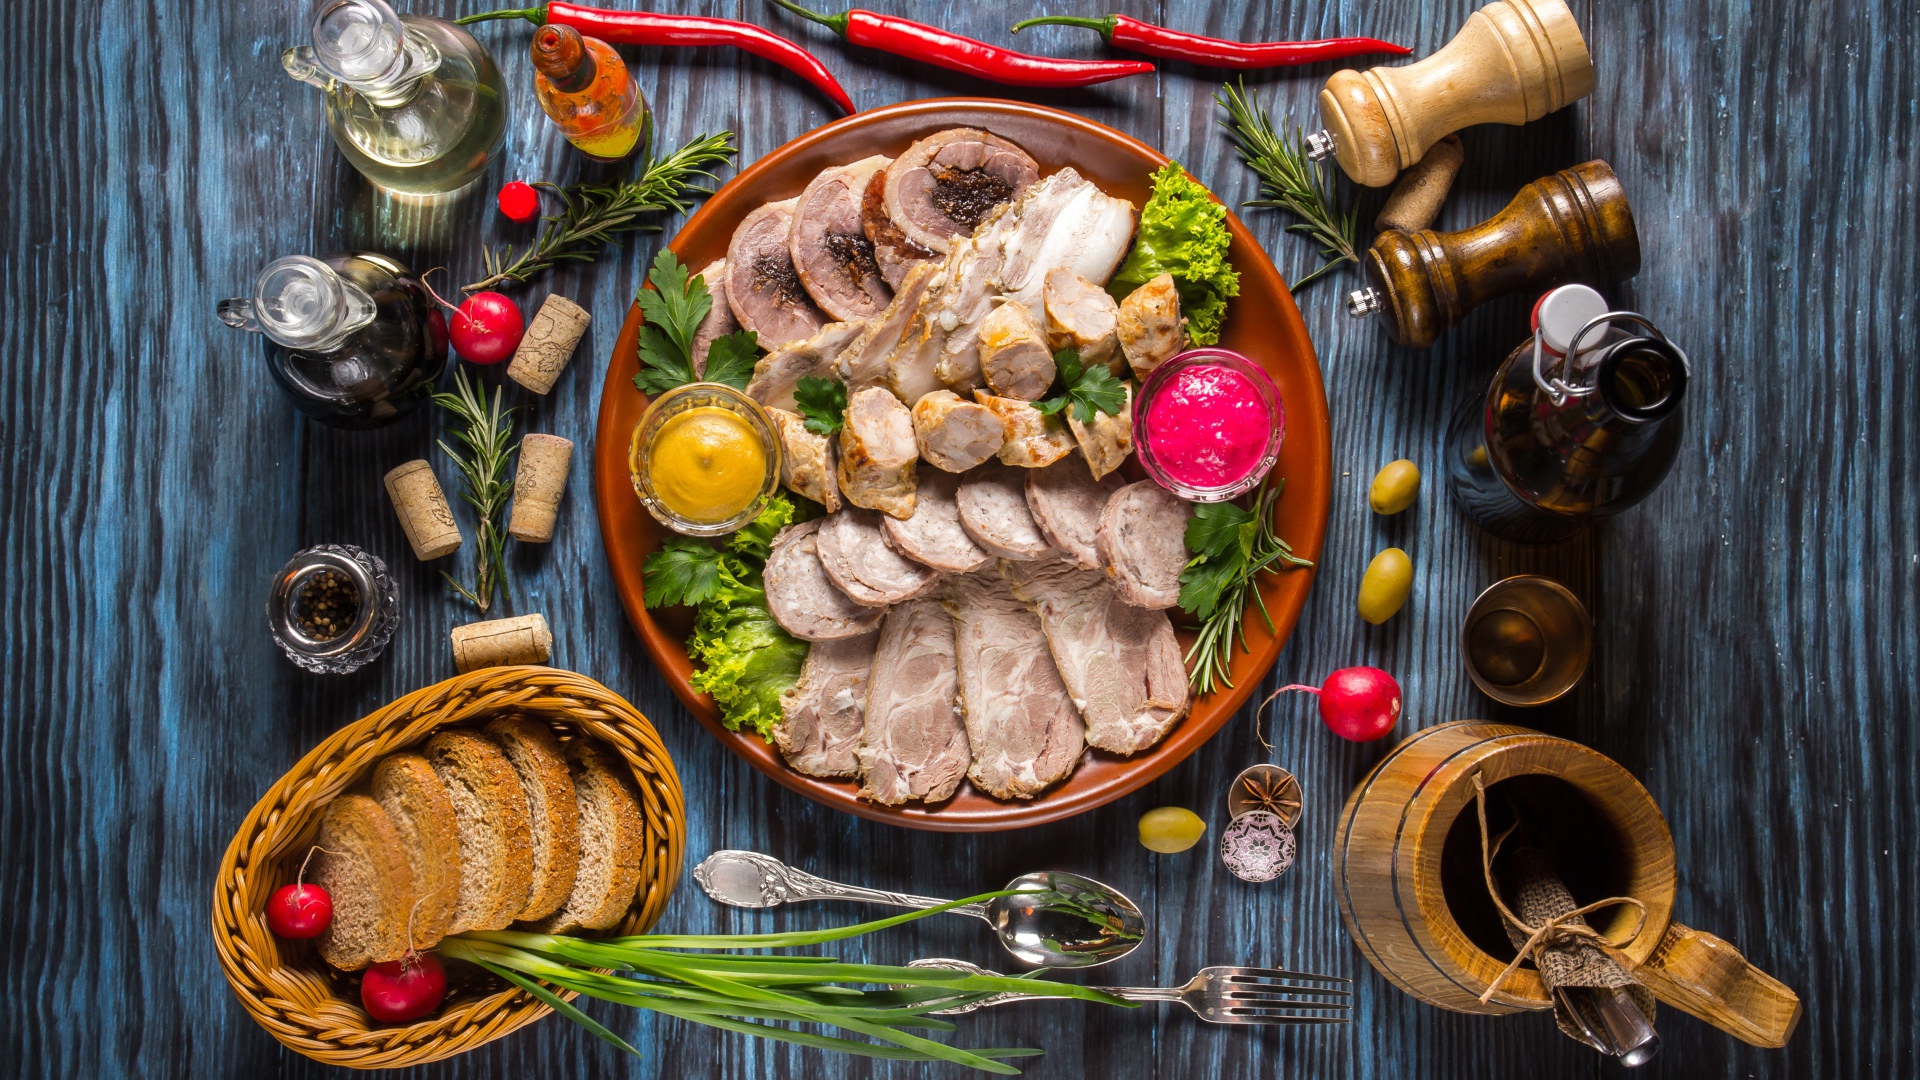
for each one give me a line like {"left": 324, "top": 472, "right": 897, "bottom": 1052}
{"left": 311, "top": 794, "right": 415, "bottom": 971}
{"left": 425, "top": 729, "right": 534, "bottom": 934}
{"left": 370, "top": 752, "right": 462, "bottom": 950}
{"left": 535, "top": 740, "right": 646, "bottom": 933}
{"left": 483, "top": 716, "right": 582, "bottom": 922}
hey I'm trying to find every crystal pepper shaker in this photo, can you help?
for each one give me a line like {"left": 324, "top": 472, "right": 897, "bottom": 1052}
{"left": 266, "top": 544, "right": 399, "bottom": 674}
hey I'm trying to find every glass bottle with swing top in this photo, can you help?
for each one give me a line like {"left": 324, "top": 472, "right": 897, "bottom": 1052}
{"left": 1445, "top": 284, "right": 1692, "bottom": 544}
{"left": 282, "top": 0, "right": 508, "bottom": 197}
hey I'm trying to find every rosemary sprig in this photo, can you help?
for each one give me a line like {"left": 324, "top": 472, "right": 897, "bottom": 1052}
{"left": 1215, "top": 80, "right": 1360, "bottom": 292}
{"left": 1180, "top": 481, "right": 1315, "bottom": 696}
{"left": 434, "top": 368, "right": 517, "bottom": 613}
{"left": 462, "top": 131, "right": 738, "bottom": 292}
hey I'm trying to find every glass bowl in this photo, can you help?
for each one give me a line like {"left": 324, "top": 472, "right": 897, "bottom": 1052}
{"left": 629, "top": 382, "right": 783, "bottom": 537}
{"left": 1133, "top": 348, "right": 1286, "bottom": 502}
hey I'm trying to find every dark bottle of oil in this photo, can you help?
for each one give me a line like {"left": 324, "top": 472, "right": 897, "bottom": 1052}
{"left": 1446, "top": 285, "right": 1690, "bottom": 543}
{"left": 217, "top": 252, "right": 447, "bottom": 429}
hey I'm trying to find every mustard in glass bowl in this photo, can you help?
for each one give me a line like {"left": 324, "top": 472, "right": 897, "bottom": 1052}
{"left": 630, "top": 383, "right": 783, "bottom": 536}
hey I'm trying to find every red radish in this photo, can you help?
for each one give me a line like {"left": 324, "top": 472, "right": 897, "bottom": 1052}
{"left": 449, "top": 291, "right": 525, "bottom": 364}
{"left": 497, "top": 180, "right": 540, "bottom": 224}
{"left": 361, "top": 952, "right": 448, "bottom": 1023}
{"left": 266, "top": 883, "right": 333, "bottom": 939}
{"left": 1270, "top": 667, "right": 1402, "bottom": 742}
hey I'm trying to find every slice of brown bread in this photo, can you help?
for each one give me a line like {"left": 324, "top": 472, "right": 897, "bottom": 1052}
{"left": 370, "top": 753, "right": 462, "bottom": 950}
{"left": 425, "top": 729, "right": 534, "bottom": 934}
{"left": 535, "top": 740, "right": 646, "bottom": 934}
{"left": 482, "top": 716, "right": 582, "bottom": 922}
{"left": 311, "top": 794, "right": 415, "bottom": 971}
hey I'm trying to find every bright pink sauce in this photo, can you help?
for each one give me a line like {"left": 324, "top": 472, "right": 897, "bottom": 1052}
{"left": 1143, "top": 362, "right": 1273, "bottom": 489}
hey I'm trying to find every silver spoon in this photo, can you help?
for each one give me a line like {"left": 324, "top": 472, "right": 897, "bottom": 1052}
{"left": 692, "top": 850, "right": 1146, "bottom": 968}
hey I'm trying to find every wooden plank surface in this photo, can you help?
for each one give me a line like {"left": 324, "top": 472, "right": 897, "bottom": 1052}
{"left": 2, "top": 0, "right": 1914, "bottom": 1077}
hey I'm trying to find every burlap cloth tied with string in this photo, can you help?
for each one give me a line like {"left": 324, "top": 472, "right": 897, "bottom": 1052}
{"left": 1470, "top": 774, "right": 1658, "bottom": 1051}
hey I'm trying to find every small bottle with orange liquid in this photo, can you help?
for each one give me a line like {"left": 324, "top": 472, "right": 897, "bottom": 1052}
{"left": 530, "top": 24, "right": 647, "bottom": 162}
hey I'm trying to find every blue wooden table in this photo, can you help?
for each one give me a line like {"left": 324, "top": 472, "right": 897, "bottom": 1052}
{"left": 5, "top": 0, "right": 1913, "bottom": 1076}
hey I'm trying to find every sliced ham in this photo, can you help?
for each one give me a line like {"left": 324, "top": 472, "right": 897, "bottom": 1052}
{"left": 763, "top": 520, "right": 886, "bottom": 641}
{"left": 743, "top": 320, "right": 865, "bottom": 413}
{"left": 977, "top": 300, "right": 1056, "bottom": 402}
{"left": 945, "top": 569, "right": 1084, "bottom": 799}
{"left": 957, "top": 463, "right": 1057, "bottom": 561}
{"left": 882, "top": 469, "right": 992, "bottom": 573}
{"left": 692, "top": 258, "right": 739, "bottom": 376}
{"left": 1025, "top": 457, "right": 1127, "bottom": 570}
{"left": 767, "top": 408, "right": 840, "bottom": 512}
{"left": 881, "top": 128, "right": 1040, "bottom": 255}
{"left": 837, "top": 387, "right": 918, "bottom": 520}
{"left": 913, "top": 389, "right": 1005, "bottom": 472}
{"left": 974, "top": 391, "right": 1076, "bottom": 468}
{"left": 1095, "top": 480, "right": 1193, "bottom": 609}
{"left": 857, "top": 597, "right": 968, "bottom": 805}
{"left": 791, "top": 156, "right": 894, "bottom": 322}
{"left": 775, "top": 631, "right": 878, "bottom": 778}
{"left": 816, "top": 508, "right": 942, "bottom": 607}
{"left": 727, "top": 198, "right": 828, "bottom": 350}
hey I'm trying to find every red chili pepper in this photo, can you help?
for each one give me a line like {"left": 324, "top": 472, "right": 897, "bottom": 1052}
{"left": 766, "top": 0, "right": 1154, "bottom": 89}
{"left": 1009, "top": 15, "right": 1409, "bottom": 70}
{"left": 458, "top": 3, "right": 857, "bottom": 114}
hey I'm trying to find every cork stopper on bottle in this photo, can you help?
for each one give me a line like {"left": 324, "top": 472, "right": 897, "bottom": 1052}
{"left": 452, "top": 613, "right": 554, "bottom": 673}
{"left": 508, "top": 434, "right": 574, "bottom": 543}
{"left": 384, "top": 459, "right": 463, "bottom": 560}
{"left": 506, "top": 294, "right": 592, "bottom": 395}
{"left": 531, "top": 24, "right": 595, "bottom": 91}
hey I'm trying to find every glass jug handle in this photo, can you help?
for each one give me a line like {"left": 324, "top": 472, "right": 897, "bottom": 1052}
{"left": 281, "top": 46, "right": 332, "bottom": 91}
{"left": 217, "top": 297, "right": 261, "bottom": 333}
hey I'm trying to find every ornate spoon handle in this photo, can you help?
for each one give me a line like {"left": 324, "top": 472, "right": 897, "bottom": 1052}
{"left": 908, "top": 958, "right": 1156, "bottom": 1014}
{"left": 693, "top": 850, "right": 989, "bottom": 919}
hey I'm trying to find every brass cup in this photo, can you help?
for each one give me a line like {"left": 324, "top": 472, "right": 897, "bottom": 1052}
{"left": 1460, "top": 576, "right": 1591, "bottom": 706}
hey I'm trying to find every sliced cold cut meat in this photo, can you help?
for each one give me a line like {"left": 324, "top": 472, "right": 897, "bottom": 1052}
{"left": 836, "top": 261, "right": 936, "bottom": 392}
{"left": 726, "top": 198, "right": 828, "bottom": 350}
{"left": 857, "top": 597, "right": 968, "bottom": 805}
{"left": 1067, "top": 382, "right": 1133, "bottom": 481}
{"left": 957, "top": 462, "right": 1057, "bottom": 561}
{"left": 767, "top": 407, "right": 840, "bottom": 512}
{"left": 744, "top": 320, "right": 865, "bottom": 413}
{"left": 1117, "top": 273, "right": 1188, "bottom": 380}
{"left": 861, "top": 166, "right": 937, "bottom": 289}
{"left": 775, "top": 630, "right": 878, "bottom": 778}
{"left": 977, "top": 299, "right": 1056, "bottom": 401}
{"left": 944, "top": 570, "right": 1084, "bottom": 799}
{"left": 1025, "top": 457, "right": 1127, "bottom": 570}
{"left": 1095, "top": 480, "right": 1193, "bottom": 609}
{"left": 1044, "top": 268, "right": 1122, "bottom": 374}
{"left": 816, "top": 508, "right": 942, "bottom": 607}
{"left": 974, "top": 391, "right": 1076, "bottom": 467}
{"left": 913, "top": 389, "right": 1005, "bottom": 472}
{"left": 882, "top": 469, "right": 993, "bottom": 574}
{"left": 882, "top": 128, "right": 1040, "bottom": 255}
{"left": 691, "top": 258, "right": 739, "bottom": 376}
{"left": 790, "top": 157, "right": 894, "bottom": 322}
{"left": 837, "top": 387, "right": 919, "bottom": 520}
{"left": 763, "top": 520, "right": 886, "bottom": 641}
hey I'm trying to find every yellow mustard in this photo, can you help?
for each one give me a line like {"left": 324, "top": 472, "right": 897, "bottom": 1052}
{"left": 645, "top": 406, "right": 768, "bottom": 523}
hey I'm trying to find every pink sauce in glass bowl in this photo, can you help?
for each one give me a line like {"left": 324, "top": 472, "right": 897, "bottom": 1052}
{"left": 1134, "top": 349, "right": 1285, "bottom": 501}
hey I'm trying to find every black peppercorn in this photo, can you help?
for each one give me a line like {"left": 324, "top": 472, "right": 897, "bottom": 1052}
{"left": 293, "top": 571, "right": 361, "bottom": 642}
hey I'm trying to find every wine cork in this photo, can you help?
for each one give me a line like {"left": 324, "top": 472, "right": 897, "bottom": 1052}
{"left": 507, "top": 294, "right": 592, "bottom": 395}
{"left": 508, "top": 433, "right": 574, "bottom": 543}
{"left": 384, "top": 460, "right": 463, "bottom": 561}
{"left": 1375, "top": 134, "right": 1465, "bottom": 234}
{"left": 451, "top": 613, "right": 553, "bottom": 674}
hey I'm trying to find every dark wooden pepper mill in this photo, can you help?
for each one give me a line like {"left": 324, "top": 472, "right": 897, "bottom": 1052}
{"left": 1347, "top": 160, "right": 1641, "bottom": 349}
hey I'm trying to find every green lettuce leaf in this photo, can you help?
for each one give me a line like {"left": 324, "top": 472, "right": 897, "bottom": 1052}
{"left": 681, "top": 495, "right": 810, "bottom": 740}
{"left": 1108, "top": 162, "right": 1240, "bottom": 345}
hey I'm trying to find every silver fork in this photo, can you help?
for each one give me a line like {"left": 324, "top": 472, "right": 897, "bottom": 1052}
{"left": 906, "top": 958, "right": 1353, "bottom": 1026}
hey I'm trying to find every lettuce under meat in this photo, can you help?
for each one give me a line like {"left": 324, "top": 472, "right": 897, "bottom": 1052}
{"left": 1108, "top": 161, "right": 1240, "bottom": 345}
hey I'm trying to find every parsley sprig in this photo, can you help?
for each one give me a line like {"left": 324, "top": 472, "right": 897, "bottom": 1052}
{"left": 632, "top": 249, "right": 759, "bottom": 395}
{"left": 794, "top": 376, "right": 848, "bottom": 436}
{"left": 1032, "top": 349, "right": 1128, "bottom": 424}
{"left": 1180, "top": 481, "right": 1315, "bottom": 695}
{"left": 642, "top": 538, "right": 726, "bottom": 608}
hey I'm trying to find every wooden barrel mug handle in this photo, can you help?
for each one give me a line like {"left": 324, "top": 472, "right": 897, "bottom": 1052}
{"left": 1627, "top": 922, "right": 1803, "bottom": 1049}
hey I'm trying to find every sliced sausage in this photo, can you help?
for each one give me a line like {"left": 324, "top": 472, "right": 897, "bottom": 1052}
{"left": 974, "top": 391, "right": 1076, "bottom": 468}
{"left": 691, "top": 258, "right": 739, "bottom": 376}
{"left": 913, "top": 389, "right": 1005, "bottom": 472}
{"left": 790, "top": 157, "right": 894, "bottom": 322}
{"left": 1118, "top": 273, "right": 1188, "bottom": 380}
{"left": 837, "top": 387, "right": 918, "bottom": 519}
{"left": 726, "top": 198, "right": 828, "bottom": 350}
{"left": 763, "top": 520, "right": 887, "bottom": 640}
{"left": 767, "top": 407, "right": 840, "bottom": 512}
{"left": 882, "top": 128, "right": 1040, "bottom": 255}
{"left": 978, "top": 299, "right": 1057, "bottom": 401}
{"left": 1044, "top": 268, "right": 1122, "bottom": 374}
{"left": 816, "top": 508, "right": 942, "bottom": 607}
{"left": 1095, "top": 480, "right": 1194, "bottom": 609}
{"left": 1026, "top": 456, "right": 1127, "bottom": 570}
{"left": 957, "top": 462, "right": 1058, "bottom": 562}
{"left": 882, "top": 469, "right": 993, "bottom": 573}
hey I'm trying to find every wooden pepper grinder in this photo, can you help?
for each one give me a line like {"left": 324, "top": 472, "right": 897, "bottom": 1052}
{"left": 1347, "top": 160, "right": 1641, "bottom": 349}
{"left": 1305, "top": 0, "right": 1594, "bottom": 188}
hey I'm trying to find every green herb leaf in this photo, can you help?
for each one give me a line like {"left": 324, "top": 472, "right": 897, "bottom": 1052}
{"left": 1107, "top": 161, "right": 1240, "bottom": 343}
{"left": 794, "top": 376, "right": 849, "bottom": 436}
{"left": 1178, "top": 481, "right": 1315, "bottom": 695}
{"left": 1185, "top": 500, "right": 1255, "bottom": 559}
{"left": 637, "top": 248, "right": 711, "bottom": 360}
{"left": 642, "top": 538, "right": 726, "bottom": 609}
{"left": 1177, "top": 556, "right": 1241, "bottom": 622}
{"left": 634, "top": 323, "right": 697, "bottom": 396}
{"left": 701, "top": 329, "right": 760, "bottom": 391}
{"left": 1032, "top": 349, "right": 1128, "bottom": 424}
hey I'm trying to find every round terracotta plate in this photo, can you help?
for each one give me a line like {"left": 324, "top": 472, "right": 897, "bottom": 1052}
{"left": 594, "top": 98, "right": 1330, "bottom": 831}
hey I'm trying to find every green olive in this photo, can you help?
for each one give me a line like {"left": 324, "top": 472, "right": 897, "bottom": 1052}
{"left": 1358, "top": 547, "right": 1413, "bottom": 624}
{"left": 1368, "top": 459, "right": 1421, "bottom": 515}
{"left": 1138, "top": 807, "right": 1207, "bottom": 853}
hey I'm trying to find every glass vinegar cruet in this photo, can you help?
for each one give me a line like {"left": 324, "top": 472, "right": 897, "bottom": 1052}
{"left": 282, "top": 0, "right": 508, "bottom": 197}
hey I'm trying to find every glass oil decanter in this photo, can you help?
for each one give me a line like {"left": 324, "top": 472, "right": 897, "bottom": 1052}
{"left": 282, "top": 0, "right": 508, "bottom": 197}
{"left": 217, "top": 252, "right": 447, "bottom": 429}
{"left": 1445, "top": 285, "right": 1691, "bottom": 544}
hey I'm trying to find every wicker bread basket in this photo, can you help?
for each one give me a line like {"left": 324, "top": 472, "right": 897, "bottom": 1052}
{"left": 211, "top": 667, "right": 686, "bottom": 1069}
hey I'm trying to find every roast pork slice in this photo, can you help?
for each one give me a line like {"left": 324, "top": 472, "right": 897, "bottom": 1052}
{"left": 1003, "top": 560, "right": 1190, "bottom": 756}
{"left": 926, "top": 203, "right": 1018, "bottom": 393}
{"left": 791, "top": 157, "right": 895, "bottom": 322}
{"left": 974, "top": 391, "right": 1076, "bottom": 467}
{"left": 862, "top": 166, "right": 936, "bottom": 289}
{"left": 775, "top": 630, "right": 879, "bottom": 778}
{"left": 692, "top": 258, "right": 739, "bottom": 376}
{"left": 944, "top": 569, "right": 1085, "bottom": 799}
{"left": 837, "top": 261, "right": 937, "bottom": 392}
{"left": 882, "top": 469, "right": 993, "bottom": 574}
{"left": 816, "top": 508, "right": 942, "bottom": 607}
{"left": 1025, "top": 457, "right": 1127, "bottom": 570}
{"left": 1095, "top": 480, "right": 1193, "bottom": 609}
{"left": 993, "top": 169, "right": 1138, "bottom": 316}
{"left": 957, "top": 463, "right": 1057, "bottom": 562}
{"left": 764, "top": 520, "right": 887, "bottom": 641}
{"left": 857, "top": 597, "right": 968, "bottom": 805}
{"left": 886, "top": 308, "right": 949, "bottom": 404}
{"left": 1118, "top": 273, "right": 1188, "bottom": 379}
{"left": 882, "top": 127, "right": 1040, "bottom": 255}
{"left": 726, "top": 198, "right": 829, "bottom": 350}
{"left": 978, "top": 300, "right": 1057, "bottom": 401}
{"left": 913, "top": 389, "right": 1005, "bottom": 472}
{"left": 1044, "top": 268, "right": 1123, "bottom": 374}
{"left": 837, "top": 387, "right": 918, "bottom": 520}
{"left": 744, "top": 320, "right": 865, "bottom": 413}
{"left": 767, "top": 407, "right": 841, "bottom": 512}
{"left": 1067, "top": 382, "right": 1134, "bottom": 481}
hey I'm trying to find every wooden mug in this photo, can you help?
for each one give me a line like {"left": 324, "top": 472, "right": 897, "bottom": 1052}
{"left": 1333, "top": 721, "right": 1801, "bottom": 1049}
